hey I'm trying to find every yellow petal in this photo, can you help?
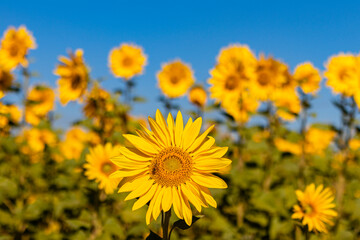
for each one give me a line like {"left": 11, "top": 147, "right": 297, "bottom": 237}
{"left": 132, "top": 184, "right": 158, "bottom": 211}
{"left": 191, "top": 172, "right": 228, "bottom": 189}
{"left": 175, "top": 111, "right": 184, "bottom": 147}
{"left": 125, "top": 179, "right": 154, "bottom": 200}
{"left": 162, "top": 187, "right": 173, "bottom": 212}
{"left": 183, "top": 117, "right": 202, "bottom": 150}
{"left": 187, "top": 125, "right": 214, "bottom": 153}
{"left": 123, "top": 134, "right": 159, "bottom": 154}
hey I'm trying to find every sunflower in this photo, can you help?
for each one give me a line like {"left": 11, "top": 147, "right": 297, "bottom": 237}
{"left": 273, "top": 89, "right": 301, "bottom": 122}
{"left": 0, "top": 103, "right": 22, "bottom": 128}
{"left": 60, "top": 127, "right": 89, "bottom": 160}
{"left": 208, "top": 62, "right": 248, "bottom": 103}
{"left": 292, "top": 184, "right": 337, "bottom": 233}
{"left": 25, "top": 85, "right": 55, "bottom": 125}
{"left": 0, "top": 66, "right": 14, "bottom": 92}
{"left": 84, "top": 143, "right": 121, "bottom": 194}
{"left": 250, "top": 55, "right": 289, "bottom": 101}
{"left": 294, "top": 62, "right": 322, "bottom": 94}
{"left": 304, "top": 127, "right": 335, "bottom": 155}
{"left": 188, "top": 86, "right": 207, "bottom": 108}
{"left": 110, "top": 109, "right": 231, "bottom": 226}
{"left": 157, "top": 60, "right": 195, "bottom": 98}
{"left": 83, "top": 84, "right": 113, "bottom": 118}
{"left": 274, "top": 138, "right": 301, "bottom": 155}
{"left": 108, "top": 43, "right": 147, "bottom": 80}
{"left": 0, "top": 26, "right": 36, "bottom": 70}
{"left": 217, "top": 44, "right": 257, "bottom": 68}
{"left": 324, "top": 54, "right": 359, "bottom": 97}
{"left": 221, "top": 93, "right": 259, "bottom": 123}
{"left": 54, "top": 49, "right": 89, "bottom": 105}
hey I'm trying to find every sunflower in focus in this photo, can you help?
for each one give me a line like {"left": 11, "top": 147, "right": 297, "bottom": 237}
{"left": 109, "top": 43, "right": 147, "bottom": 80}
{"left": 83, "top": 84, "right": 113, "bottom": 118}
{"left": 324, "top": 54, "right": 359, "bottom": 97}
{"left": 0, "top": 26, "right": 36, "bottom": 70}
{"left": 294, "top": 62, "right": 322, "bottom": 94}
{"left": 157, "top": 60, "right": 195, "bottom": 98}
{"left": 188, "top": 86, "right": 207, "bottom": 108}
{"left": 84, "top": 143, "right": 121, "bottom": 194}
{"left": 25, "top": 85, "right": 55, "bottom": 125}
{"left": 221, "top": 93, "right": 259, "bottom": 123}
{"left": 292, "top": 184, "right": 337, "bottom": 233}
{"left": 110, "top": 110, "right": 231, "bottom": 225}
{"left": 54, "top": 49, "right": 89, "bottom": 105}
{"left": 0, "top": 67, "right": 14, "bottom": 92}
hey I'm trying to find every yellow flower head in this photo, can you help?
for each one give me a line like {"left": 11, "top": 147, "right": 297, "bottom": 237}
{"left": 188, "top": 86, "right": 207, "bottom": 108}
{"left": 273, "top": 89, "right": 301, "bottom": 122}
{"left": 109, "top": 43, "right": 147, "bottom": 80}
{"left": 110, "top": 109, "right": 231, "bottom": 226}
{"left": 83, "top": 84, "right": 113, "bottom": 118}
{"left": 324, "top": 53, "right": 359, "bottom": 96}
{"left": 221, "top": 93, "right": 259, "bottom": 123}
{"left": 217, "top": 44, "right": 257, "bottom": 68}
{"left": 294, "top": 62, "right": 322, "bottom": 94}
{"left": 20, "top": 128, "right": 56, "bottom": 153}
{"left": 292, "top": 184, "right": 337, "bottom": 233}
{"left": 25, "top": 85, "right": 55, "bottom": 125}
{"left": 274, "top": 138, "right": 301, "bottom": 155}
{"left": 251, "top": 55, "right": 290, "bottom": 101}
{"left": 0, "top": 91, "right": 4, "bottom": 99}
{"left": 54, "top": 49, "right": 89, "bottom": 105}
{"left": 60, "top": 126, "right": 89, "bottom": 160}
{"left": 0, "top": 26, "right": 36, "bottom": 70}
{"left": 349, "top": 138, "right": 360, "bottom": 151}
{"left": 305, "top": 127, "right": 335, "bottom": 155}
{"left": 157, "top": 60, "right": 195, "bottom": 98}
{"left": 0, "top": 103, "right": 22, "bottom": 128}
{"left": 0, "top": 67, "right": 14, "bottom": 92}
{"left": 84, "top": 143, "right": 121, "bottom": 194}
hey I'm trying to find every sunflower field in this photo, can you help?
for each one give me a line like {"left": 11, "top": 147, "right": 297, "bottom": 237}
{"left": 1, "top": 25, "right": 360, "bottom": 240}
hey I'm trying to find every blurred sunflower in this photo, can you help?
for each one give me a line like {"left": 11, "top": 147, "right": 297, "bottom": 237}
{"left": 60, "top": 127, "right": 89, "bottom": 160}
{"left": 110, "top": 110, "right": 231, "bottom": 226}
{"left": 324, "top": 54, "right": 359, "bottom": 96}
{"left": 0, "top": 67, "right": 14, "bottom": 92}
{"left": 274, "top": 138, "right": 301, "bottom": 155}
{"left": 292, "top": 184, "right": 337, "bottom": 233}
{"left": 25, "top": 85, "right": 55, "bottom": 125}
{"left": 273, "top": 90, "right": 301, "bottom": 122}
{"left": 84, "top": 143, "right": 121, "bottom": 194}
{"left": 294, "top": 62, "right": 322, "bottom": 94}
{"left": 157, "top": 60, "right": 195, "bottom": 98}
{"left": 304, "top": 127, "right": 335, "bottom": 155}
{"left": 250, "top": 55, "right": 289, "bottom": 101}
{"left": 221, "top": 93, "right": 259, "bottom": 123}
{"left": 109, "top": 43, "right": 147, "bottom": 80}
{"left": 83, "top": 84, "right": 113, "bottom": 118}
{"left": 0, "top": 26, "right": 36, "bottom": 70}
{"left": 217, "top": 44, "right": 257, "bottom": 68}
{"left": 188, "top": 86, "right": 207, "bottom": 108}
{"left": 54, "top": 49, "right": 89, "bottom": 105}
{"left": 0, "top": 103, "right": 22, "bottom": 128}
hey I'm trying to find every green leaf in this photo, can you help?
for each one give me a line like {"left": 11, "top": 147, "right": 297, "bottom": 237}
{"left": 145, "top": 230, "right": 162, "bottom": 240}
{"left": 172, "top": 215, "right": 203, "bottom": 230}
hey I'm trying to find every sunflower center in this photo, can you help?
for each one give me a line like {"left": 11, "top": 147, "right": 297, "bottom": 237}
{"left": 101, "top": 162, "right": 115, "bottom": 176}
{"left": 9, "top": 45, "right": 19, "bottom": 57}
{"left": 122, "top": 57, "right": 133, "bottom": 67}
{"left": 257, "top": 72, "right": 270, "bottom": 86}
{"left": 71, "top": 74, "right": 82, "bottom": 89}
{"left": 150, "top": 147, "right": 192, "bottom": 187}
{"left": 339, "top": 69, "right": 350, "bottom": 81}
{"left": 225, "top": 75, "right": 238, "bottom": 90}
{"left": 170, "top": 76, "right": 179, "bottom": 84}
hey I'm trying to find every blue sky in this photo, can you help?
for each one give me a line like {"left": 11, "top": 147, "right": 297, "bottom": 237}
{"left": 1, "top": 1, "right": 360, "bottom": 129}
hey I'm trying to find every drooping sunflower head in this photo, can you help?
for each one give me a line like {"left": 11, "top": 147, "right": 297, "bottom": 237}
{"left": 110, "top": 109, "right": 231, "bottom": 226}
{"left": 25, "top": 85, "right": 55, "bottom": 125}
{"left": 292, "top": 184, "right": 337, "bottom": 233}
{"left": 324, "top": 53, "right": 359, "bottom": 97}
{"left": 54, "top": 49, "right": 89, "bottom": 105}
{"left": 221, "top": 92, "right": 259, "bottom": 123}
{"left": 108, "top": 43, "right": 147, "bottom": 80}
{"left": 84, "top": 143, "right": 121, "bottom": 194}
{"left": 157, "top": 60, "right": 195, "bottom": 98}
{"left": 83, "top": 84, "right": 113, "bottom": 119}
{"left": 188, "top": 86, "right": 207, "bottom": 108}
{"left": 294, "top": 62, "right": 322, "bottom": 94}
{"left": 0, "top": 25, "right": 36, "bottom": 70}
{"left": 0, "top": 66, "right": 14, "bottom": 92}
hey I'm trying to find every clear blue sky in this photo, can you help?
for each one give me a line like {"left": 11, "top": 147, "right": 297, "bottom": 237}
{"left": 1, "top": 1, "right": 360, "bottom": 129}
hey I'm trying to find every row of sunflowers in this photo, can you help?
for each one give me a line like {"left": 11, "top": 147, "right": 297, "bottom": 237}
{"left": 0, "top": 25, "right": 360, "bottom": 239}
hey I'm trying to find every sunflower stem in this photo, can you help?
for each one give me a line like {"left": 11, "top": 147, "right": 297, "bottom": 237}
{"left": 162, "top": 210, "right": 171, "bottom": 240}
